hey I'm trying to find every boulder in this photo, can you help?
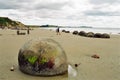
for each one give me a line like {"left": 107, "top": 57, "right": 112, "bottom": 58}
{"left": 18, "top": 38, "right": 68, "bottom": 76}
{"left": 62, "top": 30, "right": 66, "bottom": 32}
{"left": 101, "top": 33, "right": 110, "bottom": 38}
{"left": 72, "top": 31, "right": 78, "bottom": 35}
{"left": 78, "top": 31, "right": 87, "bottom": 37}
{"left": 65, "top": 31, "right": 70, "bottom": 33}
{"left": 94, "top": 33, "right": 102, "bottom": 38}
{"left": 87, "top": 32, "right": 94, "bottom": 37}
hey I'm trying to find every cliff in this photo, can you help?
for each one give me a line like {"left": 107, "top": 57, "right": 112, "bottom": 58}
{"left": 0, "top": 17, "right": 26, "bottom": 29}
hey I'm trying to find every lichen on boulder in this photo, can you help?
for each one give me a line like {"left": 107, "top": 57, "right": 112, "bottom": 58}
{"left": 18, "top": 38, "right": 68, "bottom": 76}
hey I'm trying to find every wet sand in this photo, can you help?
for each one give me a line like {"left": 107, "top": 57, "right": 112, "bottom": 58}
{"left": 0, "top": 29, "right": 120, "bottom": 80}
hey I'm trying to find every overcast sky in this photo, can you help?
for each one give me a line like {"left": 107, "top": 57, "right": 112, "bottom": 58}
{"left": 0, "top": 0, "right": 120, "bottom": 28}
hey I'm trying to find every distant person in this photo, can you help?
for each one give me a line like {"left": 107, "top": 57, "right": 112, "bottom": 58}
{"left": 56, "top": 27, "right": 60, "bottom": 35}
{"left": 17, "top": 29, "right": 19, "bottom": 35}
{"left": 27, "top": 27, "right": 30, "bottom": 34}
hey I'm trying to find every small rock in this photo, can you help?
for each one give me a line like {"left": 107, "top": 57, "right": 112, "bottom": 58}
{"left": 74, "top": 63, "right": 80, "bottom": 67}
{"left": 10, "top": 66, "right": 14, "bottom": 71}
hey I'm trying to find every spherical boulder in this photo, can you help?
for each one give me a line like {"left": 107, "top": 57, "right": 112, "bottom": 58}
{"left": 78, "top": 31, "right": 87, "bottom": 37}
{"left": 101, "top": 33, "right": 110, "bottom": 38}
{"left": 65, "top": 31, "right": 70, "bottom": 33}
{"left": 94, "top": 33, "right": 102, "bottom": 38}
{"left": 62, "top": 30, "right": 66, "bottom": 32}
{"left": 18, "top": 38, "right": 68, "bottom": 76}
{"left": 72, "top": 31, "right": 78, "bottom": 35}
{"left": 87, "top": 32, "right": 94, "bottom": 37}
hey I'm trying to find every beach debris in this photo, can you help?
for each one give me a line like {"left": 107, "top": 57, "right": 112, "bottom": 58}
{"left": 18, "top": 38, "right": 68, "bottom": 76}
{"left": 68, "top": 64, "right": 78, "bottom": 78}
{"left": 10, "top": 65, "right": 14, "bottom": 71}
{"left": 91, "top": 54, "right": 100, "bottom": 59}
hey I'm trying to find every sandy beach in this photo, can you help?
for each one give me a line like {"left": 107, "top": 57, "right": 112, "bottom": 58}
{"left": 0, "top": 28, "right": 120, "bottom": 80}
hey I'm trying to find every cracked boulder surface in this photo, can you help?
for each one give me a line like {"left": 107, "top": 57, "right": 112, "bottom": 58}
{"left": 18, "top": 38, "right": 68, "bottom": 76}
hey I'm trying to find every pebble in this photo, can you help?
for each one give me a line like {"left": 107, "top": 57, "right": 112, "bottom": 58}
{"left": 10, "top": 66, "right": 14, "bottom": 71}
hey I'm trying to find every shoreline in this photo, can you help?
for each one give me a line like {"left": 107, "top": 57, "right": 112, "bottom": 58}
{"left": 39, "top": 27, "right": 120, "bottom": 35}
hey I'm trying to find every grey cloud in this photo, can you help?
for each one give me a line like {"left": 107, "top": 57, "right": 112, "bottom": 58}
{"left": 33, "top": 10, "right": 66, "bottom": 19}
{"left": 35, "top": 2, "right": 68, "bottom": 10}
{"left": 0, "top": 0, "right": 70, "bottom": 10}
{"left": 89, "top": 0, "right": 120, "bottom": 4}
{"left": 0, "top": 0, "right": 20, "bottom": 9}
{"left": 0, "top": 0, "right": 73, "bottom": 20}
{"left": 84, "top": 10, "right": 120, "bottom": 16}
{"left": 87, "top": 0, "right": 120, "bottom": 16}
{"left": 66, "top": 14, "right": 84, "bottom": 20}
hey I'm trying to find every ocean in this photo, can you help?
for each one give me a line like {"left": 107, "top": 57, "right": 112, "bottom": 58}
{"left": 41, "top": 27, "right": 120, "bottom": 34}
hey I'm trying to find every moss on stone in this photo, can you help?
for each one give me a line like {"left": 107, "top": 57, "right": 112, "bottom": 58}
{"left": 40, "top": 57, "right": 48, "bottom": 64}
{"left": 28, "top": 56, "right": 38, "bottom": 64}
